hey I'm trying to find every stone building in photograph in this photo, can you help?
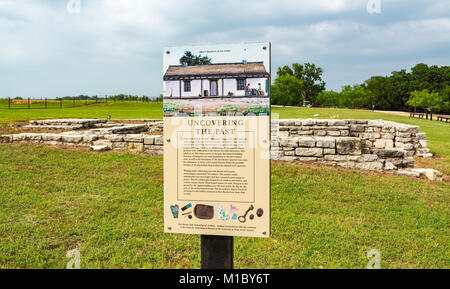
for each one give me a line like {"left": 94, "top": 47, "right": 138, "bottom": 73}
{"left": 163, "top": 62, "right": 270, "bottom": 98}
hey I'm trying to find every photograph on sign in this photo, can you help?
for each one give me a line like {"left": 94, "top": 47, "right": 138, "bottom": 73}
{"left": 163, "top": 42, "right": 271, "bottom": 238}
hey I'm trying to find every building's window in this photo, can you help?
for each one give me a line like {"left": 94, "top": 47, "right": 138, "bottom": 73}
{"left": 237, "top": 79, "right": 246, "bottom": 90}
{"left": 184, "top": 80, "right": 191, "bottom": 92}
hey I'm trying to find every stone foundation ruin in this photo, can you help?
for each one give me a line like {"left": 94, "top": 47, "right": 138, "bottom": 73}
{"left": 270, "top": 119, "right": 441, "bottom": 180}
{"left": 0, "top": 119, "right": 164, "bottom": 155}
{"left": 0, "top": 118, "right": 443, "bottom": 181}
{"left": 271, "top": 119, "right": 432, "bottom": 169}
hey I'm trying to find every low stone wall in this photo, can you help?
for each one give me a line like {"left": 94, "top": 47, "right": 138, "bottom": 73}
{"left": 0, "top": 120, "right": 164, "bottom": 155}
{"left": 270, "top": 119, "right": 433, "bottom": 172}
{"left": 272, "top": 119, "right": 432, "bottom": 158}
{"left": 24, "top": 118, "right": 163, "bottom": 132}
{"left": 271, "top": 135, "right": 415, "bottom": 171}
{"left": 89, "top": 124, "right": 150, "bottom": 135}
{"left": 0, "top": 131, "right": 164, "bottom": 155}
{"left": 0, "top": 118, "right": 443, "bottom": 180}
{"left": 0, "top": 118, "right": 432, "bottom": 163}
{"left": 26, "top": 119, "right": 108, "bottom": 130}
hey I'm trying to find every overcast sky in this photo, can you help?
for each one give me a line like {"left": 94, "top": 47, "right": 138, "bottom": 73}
{"left": 0, "top": 0, "right": 449, "bottom": 98}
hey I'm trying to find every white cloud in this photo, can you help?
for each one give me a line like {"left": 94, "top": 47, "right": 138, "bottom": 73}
{"left": 425, "top": 0, "right": 450, "bottom": 16}
{"left": 261, "top": 17, "right": 450, "bottom": 58}
{"left": 0, "top": 0, "right": 448, "bottom": 96}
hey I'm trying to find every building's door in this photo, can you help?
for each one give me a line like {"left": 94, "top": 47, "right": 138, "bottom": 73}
{"left": 210, "top": 80, "right": 218, "bottom": 96}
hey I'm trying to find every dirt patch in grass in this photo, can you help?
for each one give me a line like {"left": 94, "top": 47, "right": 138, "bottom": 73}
{"left": 414, "top": 156, "right": 450, "bottom": 182}
{"left": 11, "top": 99, "right": 60, "bottom": 105}
{"left": 415, "top": 156, "right": 443, "bottom": 170}
{"left": 143, "top": 131, "right": 163, "bottom": 136}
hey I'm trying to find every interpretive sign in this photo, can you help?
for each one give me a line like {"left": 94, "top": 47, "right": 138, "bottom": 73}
{"left": 163, "top": 42, "right": 271, "bottom": 238}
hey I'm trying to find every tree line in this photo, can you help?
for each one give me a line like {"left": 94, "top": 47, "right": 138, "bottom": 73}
{"left": 58, "top": 94, "right": 162, "bottom": 102}
{"left": 4, "top": 94, "right": 164, "bottom": 102}
{"left": 271, "top": 63, "right": 450, "bottom": 114}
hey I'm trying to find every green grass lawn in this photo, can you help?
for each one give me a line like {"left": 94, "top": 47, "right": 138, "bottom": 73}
{"left": 0, "top": 145, "right": 448, "bottom": 269}
{"left": 0, "top": 103, "right": 449, "bottom": 268}
{"left": 0, "top": 101, "right": 162, "bottom": 123}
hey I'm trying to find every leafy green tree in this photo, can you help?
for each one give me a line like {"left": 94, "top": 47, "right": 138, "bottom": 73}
{"left": 365, "top": 76, "right": 391, "bottom": 110}
{"left": 314, "top": 90, "right": 342, "bottom": 107}
{"left": 275, "top": 63, "right": 325, "bottom": 106}
{"left": 409, "top": 63, "right": 432, "bottom": 92}
{"left": 406, "top": 90, "right": 441, "bottom": 112}
{"left": 388, "top": 69, "right": 411, "bottom": 110}
{"left": 340, "top": 85, "right": 374, "bottom": 109}
{"left": 313, "top": 85, "right": 373, "bottom": 109}
{"left": 271, "top": 62, "right": 449, "bottom": 113}
{"left": 441, "top": 86, "right": 450, "bottom": 113}
{"left": 112, "top": 94, "right": 139, "bottom": 101}
{"left": 409, "top": 63, "right": 449, "bottom": 93}
{"left": 179, "top": 51, "right": 211, "bottom": 66}
{"left": 363, "top": 64, "right": 449, "bottom": 112}
{"left": 271, "top": 74, "right": 302, "bottom": 106}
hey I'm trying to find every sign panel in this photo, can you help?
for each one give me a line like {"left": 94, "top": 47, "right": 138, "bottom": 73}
{"left": 163, "top": 42, "right": 271, "bottom": 238}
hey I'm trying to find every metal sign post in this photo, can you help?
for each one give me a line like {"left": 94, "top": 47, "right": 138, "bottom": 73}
{"left": 201, "top": 235, "right": 233, "bottom": 269}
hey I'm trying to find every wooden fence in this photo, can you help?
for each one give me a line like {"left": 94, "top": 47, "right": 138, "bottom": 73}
{"left": 0, "top": 96, "right": 157, "bottom": 109}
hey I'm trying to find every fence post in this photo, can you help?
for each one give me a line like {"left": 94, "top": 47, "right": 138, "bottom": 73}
{"left": 28, "top": 98, "right": 30, "bottom": 109}
{"left": 73, "top": 97, "right": 75, "bottom": 107}
{"left": 8, "top": 97, "right": 10, "bottom": 110}
{"left": 105, "top": 95, "right": 108, "bottom": 104}
{"left": 86, "top": 96, "right": 88, "bottom": 105}
{"left": 45, "top": 98, "right": 47, "bottom": 109}
{"left": 95, "top": 95, "right": 98, "bottom": 104}
{"left": 60, "top": 98, "right": 62, "bottom": 109}
{"left": 201, "top": 235, "right": 233, "bottom": 269}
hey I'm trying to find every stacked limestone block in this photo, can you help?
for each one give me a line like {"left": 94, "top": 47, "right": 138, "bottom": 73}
{"left": 27, "top": 119, "right": 107, "bottom": 130}
{"left": 271, "top": 135, "right": 414, "bottom": 171}
{"left": 0, "top": 118, "right": 434, "bottom": 170}
{"left": 0, "top": 122, "right": 164, "bottom": 155}
{"left": 108, "top": 119, "right": 163, "bottom": 134}
{"left": 273, "top": 119, "right": 432, "bottom": 157}
{"left": 94, "top": 134, "right": 163, "bottom": 154}
{"left": 270, "top": 119, "right": 430, "bottom": 171}
{"left": 89, "top": 124, "right": 149, "bottom": 135}
{"left": 0, "top": 132, "right": 99, "bottom": 147}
